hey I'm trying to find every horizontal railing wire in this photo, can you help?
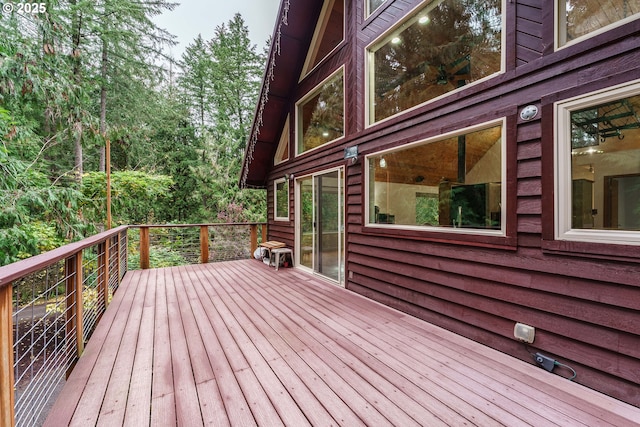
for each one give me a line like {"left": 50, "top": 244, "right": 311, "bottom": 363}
{"left": 12, "top": 260, "right": 72, "bottom": 427}
{"left": 150, "top": 227, "right": 201, "bottom": 266}
{"left": 118, "top": 231, "right": 128, "bottom": 282}
{"left": 81, "top": 245, "right": 105, "bottom": 344}
{"left": 108, "top": 235, "right": 120, "bottom": 297}
{"left": 208, "top": 225, "right": 253, "bottom": 262}
{"left": 127, "top": 224, "right": 262, "bottom": 270}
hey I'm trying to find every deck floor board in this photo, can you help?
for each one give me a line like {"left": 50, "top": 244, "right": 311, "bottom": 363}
{"left": 44, "top": 260, "right": 640, "bottom": 426}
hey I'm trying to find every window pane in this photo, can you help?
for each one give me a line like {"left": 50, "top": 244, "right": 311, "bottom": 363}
{"left": 561, "top": 0, "right": 640, "bottom": 46}
{"left": 368, "top": 0, "right": 387, "bottom": 15}
{"left": 369, "top": 124, "right": 502, "bottom": 230}
{"left": 275, "top": 181, "right": 289, "bottom": 219}
{"left": 298, "top": 71, "right": 344, "bottom": 154}
{"left": 370, "top": 0, "right": 502, "bottom": 123}
{"left": 570, "top": 94, "right": 640, "bottom": 230}
{"left": 308, "top": 0, "right": 344, "bottom": 70}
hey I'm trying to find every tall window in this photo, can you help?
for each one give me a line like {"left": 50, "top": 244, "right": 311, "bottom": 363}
{"left": 297, "top": 68, "right": 344, "bottom": 155}
{"left": 367, "top": 120, "right": 504, "bottom": 234}
{"left": 274, "top": 116, "right": 290, "bottom": 166}
{"left": 367, "top": 0, "right": 503, "bottom": 124}
{"left": 556, "top": 81, "right": 640, "bottom": 245}
{"left": 557, "top": 0, "right": 640, "bottom": 47}
{"left": 302, "top": 0, "right": 344, "bottom": 75}
{"left": 275, "top": 179, "right": 289, "bottom": 221}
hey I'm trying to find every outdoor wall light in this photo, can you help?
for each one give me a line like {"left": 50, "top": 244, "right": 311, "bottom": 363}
{"left": 520, "top": 105, "right": 539, "bottom": 121}
{"left": 344, "top": 145, "right": 358, "bottom": 164}
{"left": 284, "top": 173, "right": 294, "bottom": 182}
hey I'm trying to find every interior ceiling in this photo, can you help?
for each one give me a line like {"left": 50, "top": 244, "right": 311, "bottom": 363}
{"left": 374, "top": 126, "right": 501, "bottom": 185}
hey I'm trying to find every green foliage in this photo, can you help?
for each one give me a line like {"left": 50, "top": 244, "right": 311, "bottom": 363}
{"left": 82, "top": 171, "right": 173, "bottom": 225}
{"left": 1, "top": 7, "right": 268, "bottom": 265}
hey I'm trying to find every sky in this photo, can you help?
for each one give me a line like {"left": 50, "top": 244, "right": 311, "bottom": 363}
{"left": 154, "top": 0, "right": 282, "bottom": 59}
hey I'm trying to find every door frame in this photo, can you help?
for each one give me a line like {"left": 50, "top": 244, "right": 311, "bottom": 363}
{"left": 294, "top": 166, "right": 345, "bottom": 287}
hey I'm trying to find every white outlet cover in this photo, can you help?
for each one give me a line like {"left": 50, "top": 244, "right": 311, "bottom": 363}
{"left": 514, "top": 322, "right": 535, "bottom": 343}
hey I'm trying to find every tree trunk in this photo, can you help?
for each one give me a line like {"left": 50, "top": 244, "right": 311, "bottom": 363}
{"left": 70, "top": 0, "right": 83, "bottom": 184}
{"left": 75, "top": 132, "right": 83, "bottom": 179}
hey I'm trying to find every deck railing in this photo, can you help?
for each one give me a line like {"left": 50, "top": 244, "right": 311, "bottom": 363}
{"left": 0, "top": 222, "right": 266, "bottom": 427}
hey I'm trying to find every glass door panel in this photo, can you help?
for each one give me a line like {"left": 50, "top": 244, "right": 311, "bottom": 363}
{"left": 316, "top": 171, "right": 340, "bottom": 281}
{"left": 299, "top": 177, "right": 314, "bottom": 269}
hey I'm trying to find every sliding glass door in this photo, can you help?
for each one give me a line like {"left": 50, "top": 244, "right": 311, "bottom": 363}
{"left": 297, "top": 168, "right": 344, "bottom": 285}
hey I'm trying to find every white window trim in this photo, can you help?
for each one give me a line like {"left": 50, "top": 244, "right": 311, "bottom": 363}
{"left": 364, "top": 118, "right": 507, "bottom": 237}
{"left": 555, "top": 0, "right": 640, "bottom": 50}
{"left": 295, "top": 66, "right": 346, "bottom": 157}
{"left": 274, "top": 178, "right": 290, "bottom": 221}
{"left": 364, "top": 0, "right": 506, "bottom": 128}
{"left": 555, "top": 79, "right": 640, "bottom": 246}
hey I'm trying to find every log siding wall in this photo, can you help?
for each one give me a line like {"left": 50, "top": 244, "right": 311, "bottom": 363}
{"left": 262, "top": 0, "right": 640, "bottom": 405}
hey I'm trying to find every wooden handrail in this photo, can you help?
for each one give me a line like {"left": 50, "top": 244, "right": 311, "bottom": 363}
{"left": 129, "top": 222, "right": 266, "bottom": 229}
{"left": 0, "top": 225, "right": 129, "bottom": 290}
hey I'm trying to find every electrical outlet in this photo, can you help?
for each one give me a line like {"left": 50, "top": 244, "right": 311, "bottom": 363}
{"left": 534, "top": 353, "right": 556, "bottom": 372}
{"left": 514, "top": 322, "right": 535, "bottom": 343}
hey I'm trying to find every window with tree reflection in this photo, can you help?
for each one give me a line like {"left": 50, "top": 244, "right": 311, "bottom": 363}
{"left": 297, "top": 69, "right": 344, "bottom": 154}
{"left": 558, "top": 0, "right": 639, "bottom": 47}
{"left": 368, "top": 0, "right": 502, "bottom": 123}
{"left": 275, "top": 179, "right": 289, "bottom": 220}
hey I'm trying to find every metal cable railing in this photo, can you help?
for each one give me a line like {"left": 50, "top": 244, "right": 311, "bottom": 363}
{"left": 0, "top": 226, "right": 129, "bottom": 427}
{"left": 12, "top": 261, "right": 69, "bottom": 427}
{"left": 0, "top": 223, "right": 265, "bottom": 426}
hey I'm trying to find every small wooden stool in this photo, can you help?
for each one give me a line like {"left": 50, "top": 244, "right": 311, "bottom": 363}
{"left": 259, "top": 241, "right": 285, "bottom": 262}
{"left": 270, "top": 248, "right": 293, "bottom": 271}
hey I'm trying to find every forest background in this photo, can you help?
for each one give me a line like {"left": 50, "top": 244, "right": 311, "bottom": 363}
{"left": 0, "top": 1, "right": 269, "bottom": 266}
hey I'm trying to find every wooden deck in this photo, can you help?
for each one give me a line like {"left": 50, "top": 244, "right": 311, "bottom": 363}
{"left": 44, "top": 260, "right": 640, "bottom": 426}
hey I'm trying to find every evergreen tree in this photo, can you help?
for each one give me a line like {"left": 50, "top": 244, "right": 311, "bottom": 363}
{"left": 178, "top": 34, "right": 214, "bottom": 130}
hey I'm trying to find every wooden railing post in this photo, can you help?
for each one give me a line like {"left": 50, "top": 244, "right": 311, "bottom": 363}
{"left": 65, "top": 253, "right": 84, "bottom": 378}
{"left": 140, "top": 227, "right": 150, "bottom": 270}
{"left": 250, "top": 224, "right": 258, "bottom": 258}
{"left": 200, "top": 225, "right": 209, "bottom": 264}
{"left": 0, "top": 284, "right": 16, "bottom": 427}
{"left": 261, "top": 224, "right": 267, "bottom": 244}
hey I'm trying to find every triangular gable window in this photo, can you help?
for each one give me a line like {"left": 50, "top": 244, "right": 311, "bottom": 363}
{"left": 301, "top": 0, "right": 344, "bottom": 76}
{"left": 274, "top": 116, "right": 290, "bottom": 165}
